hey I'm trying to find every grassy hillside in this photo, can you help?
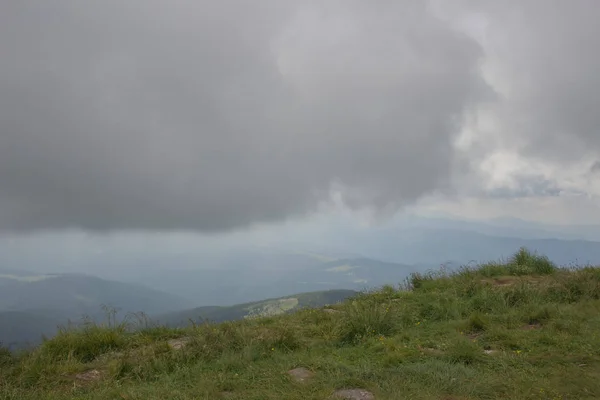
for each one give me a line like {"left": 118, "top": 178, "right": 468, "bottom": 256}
{"left": 154, "top": 289, "right": 358, "bottom": 327}
{"left": 2, "top": 248, "right": 600, "bottom": 399}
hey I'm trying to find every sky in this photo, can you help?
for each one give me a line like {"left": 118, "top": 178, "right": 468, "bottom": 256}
{"left": 2, "top": 0, "right": 600, "bottom": 244}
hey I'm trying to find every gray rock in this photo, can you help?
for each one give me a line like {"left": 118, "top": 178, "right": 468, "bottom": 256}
{"left": 167, "top": 337, "right": 191, "bottom": 350}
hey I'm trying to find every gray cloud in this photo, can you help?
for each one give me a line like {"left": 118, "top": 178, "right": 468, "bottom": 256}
{"left": 460, "top": 0, "right": 600, "bottom": 162}
{"left": 0, "top": 0, "right": 489, "bottom": 232}
{"left": 484, "top": 175, "right": 562, "bottom": 199}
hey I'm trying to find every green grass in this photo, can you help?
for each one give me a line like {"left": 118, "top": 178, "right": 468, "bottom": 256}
{"left": 2, "top": 248, "right": 600, "bottom": 399}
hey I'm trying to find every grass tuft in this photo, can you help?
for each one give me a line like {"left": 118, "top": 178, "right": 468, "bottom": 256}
{"left": 509, "top": 247, "right": 557, "bottom": 275}
{"left": 465, "top": 312, "right": 489, "bottom": 333}
{"left": 39, "top": 324, "right": 128, "bottom": 363}
{"left": 337, "top": 296, "right": 395, "bottom": 344}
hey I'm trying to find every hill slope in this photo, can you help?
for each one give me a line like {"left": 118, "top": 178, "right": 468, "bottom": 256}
{"left": 2, "top": 248, "right": 600, "bottom": 399}
{"left": 154, "top": 289, "right": 358, "bottom": 327}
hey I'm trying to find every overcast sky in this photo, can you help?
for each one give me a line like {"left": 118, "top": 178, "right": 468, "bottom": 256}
{"left": 2, "top": 0, "right": 600, "bottom": 237}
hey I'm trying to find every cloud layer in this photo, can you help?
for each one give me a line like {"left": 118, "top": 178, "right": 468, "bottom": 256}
{"left": 1, "top": 1, "right": 599, "bottom": 232}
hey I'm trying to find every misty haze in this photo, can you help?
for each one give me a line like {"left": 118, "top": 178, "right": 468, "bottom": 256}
{"left": 2, "top": 1, "right": 600, "bottom": 399}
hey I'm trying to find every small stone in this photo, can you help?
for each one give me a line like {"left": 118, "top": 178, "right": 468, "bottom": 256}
{"left": 287, "top": 367, "right": 314, "bottom": 382}
{"left": 168, "top": 337, "right": 191, "bottom": 350}
{"left": 332, "top": 388, "right": 375, "bottom": 400}
{"left": 483, "top": 349, "right": 496, "bottom": 355}
{"left": 74, "top": 369, "right": 102, "bottom": 382}
{"left": 323, "top": 308, "right": 341, "bottom": 314}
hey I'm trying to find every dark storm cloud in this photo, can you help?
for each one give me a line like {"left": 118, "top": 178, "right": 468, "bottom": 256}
{"left": 0, "top": 0, "right": 489, "bottom": 232}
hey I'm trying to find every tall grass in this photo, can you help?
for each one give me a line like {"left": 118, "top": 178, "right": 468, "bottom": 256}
{"left": 0, "top": 343, "right": 12, "bottom": 367}
{"left": 337, "top": 296, "right": 395, "bottom": 344}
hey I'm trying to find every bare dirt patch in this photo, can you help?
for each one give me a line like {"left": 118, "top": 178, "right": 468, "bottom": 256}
{"left": 287, "top": 367, "right": 314, "bottom": 382}
{"left": 481, "top": 275, "right": 551, "bottom": 287}
{"left": 521, "top": 323, "right": 541, "bottom": 331}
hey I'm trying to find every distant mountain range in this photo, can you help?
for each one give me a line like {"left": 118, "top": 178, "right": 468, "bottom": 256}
{"left": 345, "top": 228, "right": 600, "bottom": 267}
{"left": 0, "top": 271, "right": 193, "bottom": 314}
{"left": 126, "top": 255, "right": 418, "bottom": 306}
{"left": 0, "top": 267, "right": 362, "bottom": 349}
{"left": 0, "top": 270, "right": 193, "bottom": 349}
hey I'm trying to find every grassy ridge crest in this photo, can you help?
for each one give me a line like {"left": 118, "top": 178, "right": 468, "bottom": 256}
{"left": 2, "top": 248, "right": 600, "bottom": 399}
